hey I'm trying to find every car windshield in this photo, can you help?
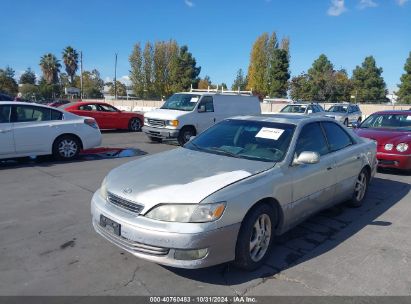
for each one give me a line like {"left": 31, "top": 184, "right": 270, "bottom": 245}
{"left": 328, "top": 105, "right": 348, "bottom": 113}
{"left": 185, "top": 119, "right": 295, "bottom": 162}
{"left": 280, "top": 105, "right": 307, "bottom": 113}
{"left": 360, "top": 113, "right": 411, "bottom": 131}
{"left": 161, "top": 94, "right": 200, "bottom": 111}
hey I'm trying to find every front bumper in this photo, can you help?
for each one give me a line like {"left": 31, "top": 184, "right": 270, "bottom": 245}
{"left": 142, "top": 126, "right": 180, "bottom": 139}
{"left": 91, "top": 191, "right": 240, "bottom": 269}
{"left": 376, "top": 152, "right": 411, "bottom": 170}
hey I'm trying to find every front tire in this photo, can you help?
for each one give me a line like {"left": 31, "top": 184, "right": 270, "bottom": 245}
{"left": 128, "top": 118, "right": 142, "bottom": 132}
{"left": 348, "top": 168, "right": 369, "bottom": 207}
{"left": 52, "top": 135, "right": 81, "bottom": 160}
{"left": 177, "top": 127, "right": 196, "bottom": 146}
{"left": 234, "top": 204, "right": 276, "bottom": 271}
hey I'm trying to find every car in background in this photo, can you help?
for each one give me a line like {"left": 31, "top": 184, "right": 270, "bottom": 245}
{"left": 47, "top": 99, "right": 72, "bottom": 108}
{"left": 62, "top": 101, "right": 144, "bottom": 132}
{"left": 326, "top": 103, "right": 362, "bottom": 126}
{"left": 143, "top": 90, "right": 261, "bottom": 145}
{"left": 0, "top": 93, "right": 13, "bottom": 101}
{"left": 0, "top": 102, "right": 101, "bottom": 160}
{"left": 279, "top": 103, "right": 325, "bottom": 116}
{"left": 353, "top": 110, "right": 411, "bottom": 171}
{"left": 92, "top": 115, "right": 376, "bottom": 270}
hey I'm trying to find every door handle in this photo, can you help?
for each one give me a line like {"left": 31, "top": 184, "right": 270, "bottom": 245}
{"left": 0, "top": 129, "right": 11, "bottom": 133}
{"left": 327, "top": 167, "right": 333, "bottom": 170}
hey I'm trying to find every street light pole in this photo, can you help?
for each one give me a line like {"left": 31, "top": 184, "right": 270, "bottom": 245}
{"left": 80, "top": 51, "right": 83, "bottom": 100}
{"left": 114, "top": 52, "right": 118, "bottom": 100}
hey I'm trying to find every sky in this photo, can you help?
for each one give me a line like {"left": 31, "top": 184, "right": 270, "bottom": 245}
{"left": 1, "top": 0, "right": 410, "bottom": 93}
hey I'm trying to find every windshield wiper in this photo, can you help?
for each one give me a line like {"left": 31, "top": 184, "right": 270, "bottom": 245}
{"left": 206, "top": 147, "right": 242, "bottom": 159}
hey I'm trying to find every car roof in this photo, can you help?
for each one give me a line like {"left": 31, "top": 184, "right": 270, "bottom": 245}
{"left": 372, "top": 110, "right": 411, "bottom": 115}
{"left": 230, "top": 114, "right": 336, "bottom": 125}
{"left": 0, "top": 101, "right": 64, "bottom": 111}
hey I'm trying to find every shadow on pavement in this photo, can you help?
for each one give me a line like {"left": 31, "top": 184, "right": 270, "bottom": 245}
{"left": 168, "top": 176, "right": 410, "bottom": 286}
{"left": 0, "top": 147, "right": 146, "bottom": 169}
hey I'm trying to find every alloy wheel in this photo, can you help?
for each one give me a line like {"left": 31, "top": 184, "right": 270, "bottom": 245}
{"left": 249, "top": 214, "right": 272, "bottom": 262}
{"left": 354, "top": 171, "right": 367, "bottom": 201}
{"left": 58, "top": 139, "right": 78, "bottom": 158}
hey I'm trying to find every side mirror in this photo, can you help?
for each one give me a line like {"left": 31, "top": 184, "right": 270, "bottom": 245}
{"left": 198, "top": 105, "right": 206, "bottom": 113}
{"left": 292, "top": 151, "right": 320, "bottom": 166}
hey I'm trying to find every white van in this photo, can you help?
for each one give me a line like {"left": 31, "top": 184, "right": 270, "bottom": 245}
{"left": 142, "top": 90, "right": 261, "bottom": 145}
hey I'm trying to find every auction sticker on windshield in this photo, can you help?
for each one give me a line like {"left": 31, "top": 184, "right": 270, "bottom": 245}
{"left": 190, "top": 97, "right": 199, "bottom": 102}
{"left": 255, "top": 127, "right": 284, "bottom": 140}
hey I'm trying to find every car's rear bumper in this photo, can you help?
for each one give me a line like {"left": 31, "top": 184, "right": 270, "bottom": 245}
{"left": 142, "top": 126, "right": 180, "bottom": 139}
{"left": 376, "top": 152, "right": 411, "bottom": 170}
{"left": 91, "top": 191, "right": 240, "bottom": 269}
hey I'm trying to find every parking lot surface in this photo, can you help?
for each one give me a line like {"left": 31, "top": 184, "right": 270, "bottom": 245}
{"left": 1, "top": 131, "right": 410, "bottom": 296}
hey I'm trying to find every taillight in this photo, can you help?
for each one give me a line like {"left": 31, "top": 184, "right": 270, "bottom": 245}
{"left": 84, "top": 118, "right": 98, "bottom": 129}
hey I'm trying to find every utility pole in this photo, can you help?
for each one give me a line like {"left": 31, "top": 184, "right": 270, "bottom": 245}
{"left": 80, "top": 51, "right": 83, "bottom": 100}
{"left": 114, "top": 52, "right": 118, "bottom": 100}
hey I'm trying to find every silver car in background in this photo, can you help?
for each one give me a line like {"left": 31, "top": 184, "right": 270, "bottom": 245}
{"left": 91, "top": 115, "right": 377, "bottom": 270}
{"left": 280, "top": 103, "right": 325, "bottom": 116}
{"left": 326, "top": 103, "right": 363, "bottom": 126}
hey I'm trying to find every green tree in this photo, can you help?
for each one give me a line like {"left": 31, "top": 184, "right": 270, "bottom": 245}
{"left": 289, "top": 73, "right": 312, "bottom": 101}
{"left": 19, "top": 67, "right": 36, "bottom": 84}
{"left": 307, "top": 54, "right": 334, "bottom": 101}
{"left": 107, "top": 81, "right": 127, "bottom": 97}
{"left": 351, "top": 56, "right": 387, "bottom": 103}
{"left": 231, "top": 68, "right": 248, "bottom": 91}
{"left": 267, "top": 48, "right": 290, "bottom": 98}
{"left": 143, "top": 42, "right": 154, "bottom": 98}
{"left": 173, "top": 45, "right": 201, "bottom": 92}
{"left": 332, "top": 69, "right": 353, "bottom": 102}
{"left": 62, "top": 46, "right": 79, "bottom": 84}
{"left": 0, "top": 67, "right": 18, "bottom": 96}
{"left": 38, "top": 77, "right": 60, "bottom": 100}
{"left": 39, "top": 53, "right": 61, "bottom": 85}
{"left": 74, "top": 69, "right": 104, "bottom": 98}
{"left": 129, "top": 43, "right": 144, "bottom": 98}
{"left": 397, "top": 51, "right": 411, "bottom": 104}
{"left": 19, "top": 84, "right": 39, "bottom": 100}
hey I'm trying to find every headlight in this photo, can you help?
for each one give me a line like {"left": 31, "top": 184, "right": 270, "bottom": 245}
{"left": 384, "top": 143, "right": 393, "bottom": 151}
{"left": 145, "top": 202, "right": 226, "bottom": 223}
{"left": 100, "top": 177, "right": 108, "bottom": 199}
{"left": 396, "top": 143, "right": 409, "bottom": 152}
{"left": 166, "top": 120, "right": 179, "bottom": 127}
{"left": 144, "top": 117, "right": 148, "bottom": 124}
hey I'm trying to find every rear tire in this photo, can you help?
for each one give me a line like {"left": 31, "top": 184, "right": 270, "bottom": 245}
{"left": 234, "top": 204, "right": 276, "bottom": 271}
{"left": 128, "top": 118, "right": 142, "bottom": 132}
{"left": 149, "top": 136, "right": 162, "bottom": 143}
{"left": 343, "top": 119, "right": 349, "bottom": 127}
{"left": 52, "top": 135, "right": 81, "bottom": 161}
{"left": 348, "top": 168, "right": 369, "bottom": 208}
{"left": 177, "top": 127, "right": 196, "bottom": 146}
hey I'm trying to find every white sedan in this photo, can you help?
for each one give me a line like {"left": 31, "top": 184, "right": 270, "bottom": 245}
{"left": 0, "top": 102, "right": 102, "bottom": 160}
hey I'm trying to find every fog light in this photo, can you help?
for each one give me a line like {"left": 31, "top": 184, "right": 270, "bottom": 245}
{"left": 174, "top": 248, "right": 208, "bottom": 260}
{"left": 384, "top": 144, "right": 393, "bottom": 151}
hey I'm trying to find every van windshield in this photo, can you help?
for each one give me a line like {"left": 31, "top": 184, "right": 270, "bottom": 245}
{"left": 161, "top": 94, "right": 200, "bottom": 111}
{"left": 186, "top": 119, "right": 295, "bottom": 162}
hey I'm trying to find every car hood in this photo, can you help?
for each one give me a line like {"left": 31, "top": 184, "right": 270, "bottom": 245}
{"left": 105, "top": 148, "right": 274, "bottom": 211}
{"left": 144, "top": 108, "right": 188, "bottom": 120}
{"left": 354, "top": 128, "right": 411, "bottom": 145}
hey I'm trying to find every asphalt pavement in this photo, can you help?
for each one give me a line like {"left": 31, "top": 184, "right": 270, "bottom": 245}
{"left": 0, "top": 131, "right": 410, "bottom": 296}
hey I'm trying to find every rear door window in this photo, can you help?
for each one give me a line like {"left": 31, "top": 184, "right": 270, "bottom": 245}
{"left": 79, "top": 104, "right": 99, "bottom": 111}
{"left": 322, "top": 122, "right": 354, "bottom": 152}
{"left": 14, "top": 105, "right": 52, "bottom": 122}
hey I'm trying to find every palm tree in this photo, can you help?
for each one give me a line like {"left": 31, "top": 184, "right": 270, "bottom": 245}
{"left": 39, "top": 53, "right": 61, "bottom": 85}
{"left": 62, "top": 46, "right": 79, "bottom": 85}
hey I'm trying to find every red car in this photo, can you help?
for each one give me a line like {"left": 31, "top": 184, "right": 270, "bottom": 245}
{"left": 354, "top": 110, "right": 411, "bottom": 170}
{"left": 62, "top": 102, "right": 144, "bottom": 131}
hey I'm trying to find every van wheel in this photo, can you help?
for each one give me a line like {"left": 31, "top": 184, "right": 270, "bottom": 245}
{"left": 149, "top": 137, "right": 162, "bottom": 143}
{"left": 234, "top": 204, "right": 276, "bottom": 271}
{"left": 128, "top": 118, "right": 142, "bottom": 132}
{"left": 178, "top": 127, "right": 196, "bottom": 146}
{"left": 52, "top": 135, "right": 81, "bottom": 160}
{"left": 348, "top": 168, "right": 369, "bottom": 208}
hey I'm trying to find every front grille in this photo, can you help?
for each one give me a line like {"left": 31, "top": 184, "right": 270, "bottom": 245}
{"left": 95, "top": 222, "right": 169, "bottom": 256}
{"left": 107, "top": 192, "right": 144, "bottom": 214}
{"left": 148, "top": 119, "right": 165, "bottom": 127}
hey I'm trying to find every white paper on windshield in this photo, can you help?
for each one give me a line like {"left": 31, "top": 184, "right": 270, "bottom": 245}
{"left": 190, "top": 97, "right": 199, "bottom": 103}
{"left": 255, "top": 127, "right": 285, "bottom": 140}
{"left": 406, "top": 116, "right": 411, "bottom": 120}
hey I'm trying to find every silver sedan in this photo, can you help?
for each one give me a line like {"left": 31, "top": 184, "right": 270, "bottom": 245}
{"left": 91, "top": 115, "right": 377, "bottom": 270}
